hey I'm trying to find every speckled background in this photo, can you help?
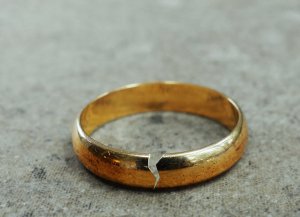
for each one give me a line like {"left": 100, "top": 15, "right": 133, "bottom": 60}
{"left": 0, "top": 0, "right": 299, "bottom": 216}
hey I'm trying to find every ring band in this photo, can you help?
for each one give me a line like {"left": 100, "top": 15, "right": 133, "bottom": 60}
{"left": 72, "top": 82, "right": 248, "bottom": 189}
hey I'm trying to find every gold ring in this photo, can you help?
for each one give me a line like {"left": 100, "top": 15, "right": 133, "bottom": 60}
{"left": 72, "top": 82, "right": 248, "bottom": 189}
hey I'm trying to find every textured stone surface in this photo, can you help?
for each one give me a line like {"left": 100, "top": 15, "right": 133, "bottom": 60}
{"left": 0, "top": 0, "right": 299, "bottom": 216}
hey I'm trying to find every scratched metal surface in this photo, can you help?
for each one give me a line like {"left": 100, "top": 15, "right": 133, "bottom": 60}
{"left": 0, "top": 0, "right": 299, "bottom": 216}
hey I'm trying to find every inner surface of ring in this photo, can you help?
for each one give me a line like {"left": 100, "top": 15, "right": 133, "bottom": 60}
{"left": 92, "top": 112, "right": 230, "bottom": 153}
{"left": 80, "top": 83, "right": 239, "bottom": 141}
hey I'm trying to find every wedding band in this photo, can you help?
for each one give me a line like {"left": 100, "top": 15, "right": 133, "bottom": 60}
{"left": 72, "top": 82, "right": 248, "bottom": 189}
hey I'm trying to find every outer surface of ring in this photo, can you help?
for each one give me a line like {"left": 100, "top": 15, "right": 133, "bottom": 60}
{"left": 72, "top": 82, "right": 248, "bottom": 189}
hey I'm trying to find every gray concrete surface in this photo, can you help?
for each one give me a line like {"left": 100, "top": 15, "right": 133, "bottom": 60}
{"left": 0, "top": 0, "right": 300, "bottom": 216}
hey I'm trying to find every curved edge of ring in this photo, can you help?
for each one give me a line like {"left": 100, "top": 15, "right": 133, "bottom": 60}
{"left": 156, "top": 112, "right": 248, "bottom": 188}
{"left": 72, "top": 113, "right": 248, "bottom": 189}
{"left": 72, "top": 118, "right": 157, "bottom": 188}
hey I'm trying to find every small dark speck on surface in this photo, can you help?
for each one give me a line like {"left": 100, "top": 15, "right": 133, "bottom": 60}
{"left": 44, "top": 138, "right": 52, "bottom": 143}
{"left": 64, "top": 156, "right": 76, "bottom": 164}
{"left": 282, "top": 185, "right": 297, "bottom": 198}
{"left": 22, "top": 211, "right": 33, "bottom": 217}
{"left": 264, "top": 207, "right": 270, "bottom": 214}
{"left": 16, "top": 108, "right": 26, "bottom": 114}
{"left": 83, "top": 202, "right": 92, "bottom": 210}
{"left": 32, "top": 167, "right": 46, "bottom": 180}
{"left": 149, "top": 114, "right": 164, "bottom": 124}
{"left": 49, "top": 153, "right": 61, "bottom": 161}
{"left": 187, "top": 196, "right": 193, "bottom": 201}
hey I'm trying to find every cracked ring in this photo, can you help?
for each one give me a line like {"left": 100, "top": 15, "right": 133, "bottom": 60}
{"left": 72, "top": 82, "right": 248, "bottom": 189}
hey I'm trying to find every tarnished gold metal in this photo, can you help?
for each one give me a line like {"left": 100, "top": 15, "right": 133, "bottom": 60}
{"left": 72, "top": 82, "right": 248, "bottom": 189}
